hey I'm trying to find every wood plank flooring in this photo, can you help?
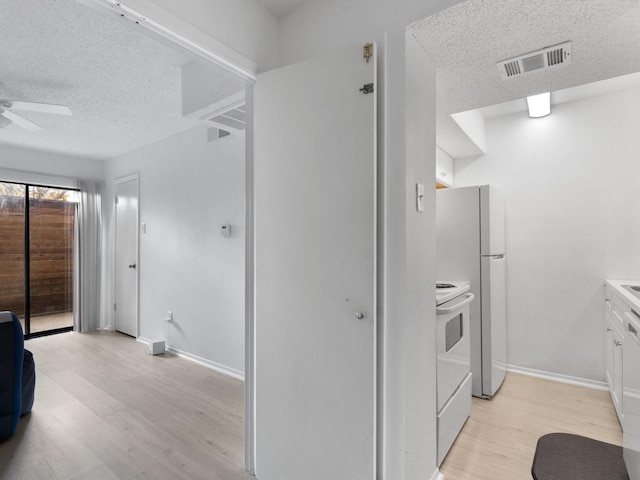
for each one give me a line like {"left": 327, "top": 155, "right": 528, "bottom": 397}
{"left": 440, "top": 372, "right": 623, "bottom": 480}
{"left": 21, "top": 312, "right": 74, "bottom": 334}
{"left": 1, "top": 332, "right": 622, "bottom": 480}
{"left": 0, "top": 331, "right": 250, "bottom": 480}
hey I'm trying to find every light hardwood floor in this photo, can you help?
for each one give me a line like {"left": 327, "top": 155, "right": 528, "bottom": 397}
{"left": 1, "top": 332, "right": 621, "bottom": 480}
{"left": 0, "top": 331, "right": 250, "bottom": 480}
{"left": 18, "top": 312, "right": 73, "bottom": 335}
{"left": 440, "top": 372, "right": 623, "bottom": 480}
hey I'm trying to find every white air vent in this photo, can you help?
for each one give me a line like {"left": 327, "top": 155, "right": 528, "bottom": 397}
{"left": 200, "top": 99, "right": 246, "bottom": 132}
{"left": 207, "top": 127, "right": 231, "bottom": 142}
{"left": 497, "top": 42, "right": 572, "bottom": 80}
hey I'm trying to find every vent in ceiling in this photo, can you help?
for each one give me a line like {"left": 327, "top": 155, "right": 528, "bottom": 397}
{"left": 201, "top": 100, "right": 246, "bottom": 132}
{"left": 207, "top": 127, "right": 231, "bottom": 142}
{"left": 497, "top": 42, "right": 572, "bottom": 80}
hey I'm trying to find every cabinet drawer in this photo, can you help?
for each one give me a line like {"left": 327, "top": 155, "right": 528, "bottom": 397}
{"left": 606, "top": 286, "right": 613, "bottom": 315}
{"left": 437, "top": 373, "right": 471, "bottom": 465}
{"left": 613, "top": 292, "right": 630, "bottom": 332}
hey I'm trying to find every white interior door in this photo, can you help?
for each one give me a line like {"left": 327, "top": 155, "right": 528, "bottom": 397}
{"left": 115, "top": 177, "right": 139, "bottom": 337}
{"left": 254, "top": 43, "right": 377, "bottom": 480}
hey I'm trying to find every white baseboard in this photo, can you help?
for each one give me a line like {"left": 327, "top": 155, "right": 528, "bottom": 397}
{"left": 507, "top": 365, "right": 607, "bottom": 391}
{"left": 137, "top": 336, "right": 245, "bottom": 381}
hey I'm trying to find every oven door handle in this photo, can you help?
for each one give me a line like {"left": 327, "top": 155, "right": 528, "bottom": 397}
{"left": 436, "top": 293, "right": 475, "bottom": 314}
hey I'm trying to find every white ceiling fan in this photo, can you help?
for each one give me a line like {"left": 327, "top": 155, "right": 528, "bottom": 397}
{"left": 0, "top": 82, "right": 71, "bottom": 132}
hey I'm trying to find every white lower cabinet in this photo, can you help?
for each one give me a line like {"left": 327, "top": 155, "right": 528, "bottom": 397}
{"left": 606, "top": 316, "right": 624, "bottom": 423}
{"left": 437, "top": 373, "right": 472, "bottom": 466}
{"left": 607, "top": 280, "right": 640, "bottom": 478}
{"left": 605, "top": 281, "right": 639, "bottom": 426}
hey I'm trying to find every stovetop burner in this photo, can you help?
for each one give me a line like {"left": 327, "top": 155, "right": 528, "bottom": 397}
{"left": 436, "top": 281, "right": 471, "bottom": 306}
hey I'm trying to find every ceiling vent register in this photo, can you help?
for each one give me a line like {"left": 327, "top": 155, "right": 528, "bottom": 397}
{"left": 497, "top": 41, "right": 572, "bottom": 80}
{"left": 200, "top": 100, "right": 246, "bottom": 132}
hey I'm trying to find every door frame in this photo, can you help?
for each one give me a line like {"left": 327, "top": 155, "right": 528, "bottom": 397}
{"left": 114, "top": 173, "right": 140, "bottom": 337}
{"left": 85, "top": 3, "right": 388, "bottom": 477}
{"left": 244, "top": 84, "right": 257, "bottom": 474}
{"left": 86, "top": 0, "right": 259, "bottom": 470}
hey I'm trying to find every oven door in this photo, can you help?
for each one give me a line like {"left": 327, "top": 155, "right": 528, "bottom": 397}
{"left": 436, "top": 293, "right": 474, "bottom": 411}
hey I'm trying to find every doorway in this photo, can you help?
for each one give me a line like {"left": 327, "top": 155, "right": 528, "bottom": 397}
{"left": 0, "top": 181, "right": 77, "bottom": 338}
{"left": 114, "top": 175, "right": 139, "bottom": 337}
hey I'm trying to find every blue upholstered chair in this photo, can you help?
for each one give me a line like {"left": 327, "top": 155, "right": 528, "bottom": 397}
{"left": 0, "top": 311, "right": 35, "bottom": 442}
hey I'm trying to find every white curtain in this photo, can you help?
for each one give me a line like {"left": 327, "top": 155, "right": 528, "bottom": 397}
{"left": 74, "top": 180, "right": 103, "bottom": 332}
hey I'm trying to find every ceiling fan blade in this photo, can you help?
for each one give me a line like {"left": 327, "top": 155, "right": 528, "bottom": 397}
{"left": 6, "top": 101, "right": 71, "bottom": 115}
{"left": 0, "top": 109, "right": 43, "bottom": 131}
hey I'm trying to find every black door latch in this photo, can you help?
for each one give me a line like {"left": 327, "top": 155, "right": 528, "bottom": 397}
{"left": 359, "top": 83, "right": 374, "bottom": 94}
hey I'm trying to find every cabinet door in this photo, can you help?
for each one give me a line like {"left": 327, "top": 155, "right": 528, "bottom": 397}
{"left": 613, "top": 326, "right": 624, "bottom": 422}
{"left": 606, "top": 318, "right": 614, "bottom": 390}
{"left": 606, "top": 308, "right": 623, "bottom": 424}
{"left": 255, "top": 43, "right": 377, "bottom": 480}
{"left": 435, "top": 146, "right": 453, "bottom": 188}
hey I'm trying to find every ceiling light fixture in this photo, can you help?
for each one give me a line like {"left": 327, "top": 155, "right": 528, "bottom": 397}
{"left": 526, "top": 92, "right": 551, "bottom": 118}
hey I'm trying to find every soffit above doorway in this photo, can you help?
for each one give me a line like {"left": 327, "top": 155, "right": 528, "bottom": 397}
{"left": 0, "top": 0, "right": 246, "bottom": 160}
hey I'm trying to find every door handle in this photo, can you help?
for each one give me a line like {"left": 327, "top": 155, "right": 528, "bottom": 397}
{"left": 436, "top": 293, "right": 476, "bottom": 315}
{"left": 128, "top": 264, "right": 136, "bottom": 269}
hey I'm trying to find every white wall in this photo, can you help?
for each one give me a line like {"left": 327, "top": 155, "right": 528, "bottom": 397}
{"left": 455, "top": 87, "right": 640, "bottom": 383}
{"left": 277, "top": 2, "right": 464, "bottom": 479}
{"left": 404, "top": 31, "right": 438, "bottom": 480}
{"left": 0, "top": 143, "right": 104, "bottom": 185}
{"left": 279, "top": 0, "right": 464, "bottom": 67}
{"left": 104, "top": 125, "right": 246, "bottom": 376}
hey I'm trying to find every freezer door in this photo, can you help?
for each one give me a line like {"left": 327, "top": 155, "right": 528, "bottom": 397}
{"left": 436, "top": 186, "right": 481, "bottom": 281}
{"left": 480, "top": 185, "right": 505, "bottom": 256}
{"left": 481, "top": 255, "right": 507, "bottom": 396}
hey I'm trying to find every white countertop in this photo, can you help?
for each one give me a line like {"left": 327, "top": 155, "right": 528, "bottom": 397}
{"left": 606, "top": 279, "right": 640, "bottom": 312}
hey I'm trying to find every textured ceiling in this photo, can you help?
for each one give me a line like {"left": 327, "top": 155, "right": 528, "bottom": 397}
{"left": 0, "top": 0, "right": 246, "bottom": 160}
{"left": 253, "top": 0, "right": 317, "bottom": 17}
{"left": 4, "top": 0, "right": 637, "bottom": 161}
{"left": 409, "top": 0, "right": 640, "bottom": 158}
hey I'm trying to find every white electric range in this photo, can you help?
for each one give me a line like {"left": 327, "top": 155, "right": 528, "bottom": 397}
{"left": 436, "top": 281, "right": 471, "bottom": 306}
{"left": 435, "top": 280, "right": 474, "bottom": 465}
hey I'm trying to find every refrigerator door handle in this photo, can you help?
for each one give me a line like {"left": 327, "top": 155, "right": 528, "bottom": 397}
{"left": 483, "top": 254, "right": 504, "bottom": 259}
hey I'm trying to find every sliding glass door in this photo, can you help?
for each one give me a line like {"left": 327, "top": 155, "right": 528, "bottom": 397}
{"left": 0, "top": 183, "right": 26, "bottom": 331}
{"left": 0, "top": 182, "right": 77, "bottom": 337}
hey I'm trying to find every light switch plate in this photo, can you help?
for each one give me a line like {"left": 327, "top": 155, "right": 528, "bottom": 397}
{"left": 416, "top": 183, "right": 425, "bottom": 212}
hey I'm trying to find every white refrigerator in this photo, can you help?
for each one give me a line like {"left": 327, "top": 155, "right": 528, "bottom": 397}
{"left": 436, "top": 185, "right": 507, "bottom": 398}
